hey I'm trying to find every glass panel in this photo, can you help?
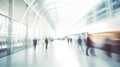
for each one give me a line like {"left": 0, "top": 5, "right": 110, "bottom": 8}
{"left": 87, "top": 17, "right": 93, "bottom": 23}
{"left": 113, "top": 2, "right": 120, "bottom": 10}
{"left": 12, "top": 21, "right": 26, "bottom": 52}
{"left": 111, "top": 0, "right": 119, "bottom": 2}
{"left": 0, "top": 13, "right": 26, "bottom": 56}
{"left": 96, "top": 2, "right": 106, "bottom": 11}
{"left": 87, "top": 12, "right": 93, "bottom": 17}
{"left": 97, "top": 10, "right": 108, "bottom": 20}
{"left": 0, "top": 15, "right": 8, "bottom": 58}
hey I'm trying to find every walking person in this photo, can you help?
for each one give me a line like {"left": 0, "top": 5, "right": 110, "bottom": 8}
{"left": 67, "top": 38, "right": 70, "bottom": 44}
{"left": 33, "top": 38, "right": 37, "bottom": 50}
{"left": 45, "top": 38, "right": 48, "bottom": 49}
{"left": 104, "top": 39, "right": 112, "bottom": 58}
{"left": 70, "top": 38, "right": 72, "bottom": 43}
{"left": 86, "top": 36, "right": 95, "bottom": 56}
{"left": 77, "top": 37, "right": 83, "bottom": 50}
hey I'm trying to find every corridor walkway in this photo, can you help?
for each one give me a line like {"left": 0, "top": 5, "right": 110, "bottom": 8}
{"left": 0, "top": 40, "right": 120, "bottom": 67}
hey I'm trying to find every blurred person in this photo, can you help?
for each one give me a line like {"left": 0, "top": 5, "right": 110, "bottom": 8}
{"left": 86, "top": 36, "right": 95, "bottom": 56}
{"left": 115, "top": 33, "right": 120, "bottom": 62}
{"left": 33, "top": 38, "right": 37, "bottom": 50}
{"left": 70, "top": 38, "right": 72, "bottom": 43}
{"left": 67, "top": 38, "right": 70, "bottom": 44}
{"left": 45, "top": 38, "right": 48, "bottom": 49}
{"left": 103, "top": 38, "right": 112, "bottom": 58}
{"left": 77, "top": 37, "right": 83, "bottom": 50}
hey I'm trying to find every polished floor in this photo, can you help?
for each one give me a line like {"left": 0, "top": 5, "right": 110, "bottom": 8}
{"left": 0, "top": 40, "right": 120, "bottom": 67}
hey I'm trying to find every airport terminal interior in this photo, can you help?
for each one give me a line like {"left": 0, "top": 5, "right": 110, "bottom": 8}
{"left": 0, "top": 0, "right": 120, "bottom": 67}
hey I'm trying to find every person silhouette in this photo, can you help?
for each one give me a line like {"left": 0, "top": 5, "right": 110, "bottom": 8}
{"left": 86, "top": 36, "right": 95, "bottom": 56}
{"left": 45, "top": 38, "right": 48, "bottom": 49}
{"left": 104, "top": 38, "right": 112, "bottom": 58}
{"left": 77, "top": 37, "right": 83, "bottom": 50}
{"left": 33, "top": 39, "right": 37, "bottom": 50}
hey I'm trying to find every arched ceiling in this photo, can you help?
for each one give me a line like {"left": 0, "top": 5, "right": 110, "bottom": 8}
{"left": 24, "top": 0, "right": 102, "bottom": 37}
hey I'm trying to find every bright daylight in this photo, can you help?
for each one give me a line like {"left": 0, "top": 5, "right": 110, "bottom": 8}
{"left": 0, "top": 0, "right": 120, "bottom": 67}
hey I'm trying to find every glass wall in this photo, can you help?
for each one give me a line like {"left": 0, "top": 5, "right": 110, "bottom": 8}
{"left": 85, "top": 0, "right": 120, "bottom": 24}
{"left": 0, "top": 15, "right": 8, "bottom": 57}
{"left": 0, "top": 13, "right": 28, "bottom": 57}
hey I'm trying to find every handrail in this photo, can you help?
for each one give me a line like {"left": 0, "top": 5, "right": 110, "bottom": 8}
{"left": 0, "top": 13, "right": 27, "bottom": 26}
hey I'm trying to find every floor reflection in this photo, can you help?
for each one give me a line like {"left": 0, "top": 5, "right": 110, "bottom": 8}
{"left": 0, "top": 40, "right": 120, "bottom": 67}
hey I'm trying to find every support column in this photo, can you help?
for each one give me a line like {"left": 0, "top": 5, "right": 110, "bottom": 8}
{"left": 107, "top": 0, "right": 112, "bottom": 17}
{"left": 25, "top": 5, "right": 28, "bottom": 48}
{"left": 25, "top": 25, "right": 28, "bottom": 48}
{"left": 25, "top": 21, "right": 28, "bottom": 48}
{"left": 7, "top": 0, "right": 13, "bottom": 55}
